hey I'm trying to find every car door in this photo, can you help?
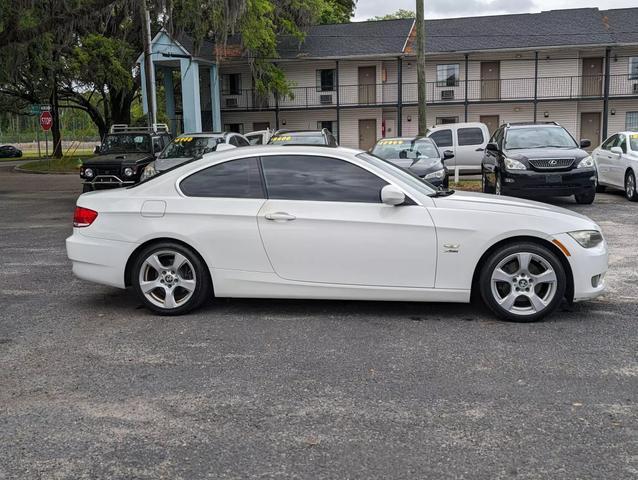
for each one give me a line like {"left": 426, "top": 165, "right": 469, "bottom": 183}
{"left": 595, "top": 134, "right": 618, "bottom": 187}
{"left": 257, "top": 154, "right": 437, "bottom": 288}
{"left": 455, "top": 126, "right": 486, "bottom": 168}
{"left": 176, "top": 156, "right": 271, "bottom": 273}
{"left": 611, "top": 134, "right": 629, "bottom": 187}
{"left": 428, "top": 129, "right": 455, "bottom": 168}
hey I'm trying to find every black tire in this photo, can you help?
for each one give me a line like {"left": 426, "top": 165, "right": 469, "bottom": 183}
{"left": 494, "top": 171, "right": 503, "bottom": 196}
{"left": 481, "top": 171, "right": 494, "bottom": 193}
{"left": 82, "top": 184, "right": 94, "bottom": 193}
{"left": 574, "top": 188, "right": 595, "bottom": 205}
{"left": 625, "top": 170, "right": 638, "bottom": 202}
{"left": 595, "top": 175, "right": 606, "bottom": 193}
{"left": 131, "top": 241, "right": 212, "bottom": 316}
{"left": 479, "top": 242, "right": 567, "bottom": 322}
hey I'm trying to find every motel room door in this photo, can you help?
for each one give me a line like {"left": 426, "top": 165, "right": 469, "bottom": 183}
{"left": 358, "top": 119, "right": 377, "bottom": 151}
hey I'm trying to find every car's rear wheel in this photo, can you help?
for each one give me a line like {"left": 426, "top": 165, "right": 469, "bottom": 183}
{"left": 625, "top": 170, "right": 638, "bottom": 202}
{"left": 479, "top": 242, "right": 566, "bottom": 322}
{"left": 574, "top": 188, "right": 595, "bottom": 204}
{"left": 132, "top": 242, "right": 211, "bottom": 315}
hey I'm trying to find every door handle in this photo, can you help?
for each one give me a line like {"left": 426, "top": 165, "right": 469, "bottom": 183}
{"left": 265, "top": 212, "right": 296, "bottom": 221}
{"left": 475, "top": 147, "right": 484, "bottom": 151}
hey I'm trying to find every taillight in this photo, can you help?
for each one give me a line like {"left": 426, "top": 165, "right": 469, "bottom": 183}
{"left": 73, "top": 207, "right": 98, "bottom": 227}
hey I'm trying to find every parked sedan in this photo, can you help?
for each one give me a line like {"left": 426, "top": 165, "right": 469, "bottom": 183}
{"left": 370, "top": 137, "right": 452, "bottom": 188}
{"left": 592, "top": 131, "right": 638, "bottom": 201}
{"left": 0, "top": 145, "right": 23, "bottom": 158}
{"left": 67, "top": 146, "right": 607, "bottom": 323}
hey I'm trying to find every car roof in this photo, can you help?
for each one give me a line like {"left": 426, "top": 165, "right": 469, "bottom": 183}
{"left": 504, "top": 122, "right": 565, "bottom": 129}
{"left": 178, "top": 132, "right": 225, "bottom": 138}
{"left": 274, "top": 130, "right": 325, "bottom": 136}
{"left": 428, "top": 122, "right": 485, "bottom": 129}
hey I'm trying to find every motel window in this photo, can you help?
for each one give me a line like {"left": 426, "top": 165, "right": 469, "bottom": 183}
{"left": 436, "top": 116, "right": 459, "bottom": 125}
{"left": 316, "top": 69, "right": 336, "bottom": 92}
{"left": 317, "top": 120, "right": 338, "bottom": 136}
{"left": 224, "top": 123, "right": 244, "bottom": 134}
{"left": 436, "top": 64, "right": 460, "bottom": 87}
{"left": 626, "top": 112, "right": 638, "bottom": 130}
{"left": 223, "top": 73, "right": 241, "bottom": 95}
{"left": 629, "top": 58, "right": 638, "bottom": 80}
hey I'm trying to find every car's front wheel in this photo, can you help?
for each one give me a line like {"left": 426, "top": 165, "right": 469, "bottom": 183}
{"left": 132, "top": 242, "right": 211, "bottom": 315}
{"left": 481, "top": 171, "right": 494, "bottom": 193}
{"left": 494, "top": 172, "right": 503, "bottom": 195}
{"left": 574, "top": 188, "right": 595, "bottom": 205}
{"left": 625, "top": 170, "right": 638, "bottom": 202}
{"left": 479, "top": 242, "right": 566, "bottom": 322}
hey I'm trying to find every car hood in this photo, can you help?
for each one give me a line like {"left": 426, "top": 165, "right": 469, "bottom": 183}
{"left": 388, "top": 157, "right": 444, "bottom": 175}
{"left": 432, "top": 190, "right": 599, "bottom": 232}
{"left": 155, "top": 156, "right": 194, "bottom": 172}
{"left": 505, "top": 147, "right": 589, "bottom": 161}
{"left": 83, "top": 153, "right": 151, "bottom": 166}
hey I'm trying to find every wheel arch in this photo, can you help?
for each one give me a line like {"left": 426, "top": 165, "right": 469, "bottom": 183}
{"left": 124, "top": 237, "right": 213, "bottom": 289}
{"left": 470, "top": 235, "right": 574, "bottom": 303}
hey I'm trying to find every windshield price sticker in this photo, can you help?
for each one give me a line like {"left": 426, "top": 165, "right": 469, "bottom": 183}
{"left": 175, "top": 137, "right": 194, "bottom": 143}
{"left": 378, "top": 140, "right": 405, "bottom": 145}
{"left": 631, "top": 134, "right": 638, "bottom": 139}
{"left": 270, "top": 136, "right": 292, "bottom": 142}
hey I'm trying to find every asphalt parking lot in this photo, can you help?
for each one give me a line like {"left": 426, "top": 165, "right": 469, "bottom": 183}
{"left": 1, "top": 165, "right": 636, "bottom": 479}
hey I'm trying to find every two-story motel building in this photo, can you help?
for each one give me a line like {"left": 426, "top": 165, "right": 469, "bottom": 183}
{"left": 139, "top": 7, "right": 638, "bottom": 150}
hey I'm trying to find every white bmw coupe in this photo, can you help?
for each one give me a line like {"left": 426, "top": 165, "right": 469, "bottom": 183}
{"left": 66, "top": 146, "right": 608, "bottom": 322}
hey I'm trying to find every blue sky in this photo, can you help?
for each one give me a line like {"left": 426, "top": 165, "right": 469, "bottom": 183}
{"left": 354, "top": 0, "right": 637, "bottom": 20}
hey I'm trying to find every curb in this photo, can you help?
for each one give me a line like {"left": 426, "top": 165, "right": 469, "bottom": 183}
{"left": 14, "top": 165, "right": 78, "bottom": 175}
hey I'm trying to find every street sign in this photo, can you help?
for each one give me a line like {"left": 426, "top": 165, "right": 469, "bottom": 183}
{"left": 40, "top": 111, "right": 53, "bottom": 131}
{"left": 30, "top": 104, "right": 51, "bottom": 115}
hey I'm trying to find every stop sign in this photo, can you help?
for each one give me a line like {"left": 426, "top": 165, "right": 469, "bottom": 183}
{"left": 40, "top": 111, "right": 53, "bottom": 131}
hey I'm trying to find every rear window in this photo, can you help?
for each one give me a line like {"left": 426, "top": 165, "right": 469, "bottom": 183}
{"left": 457, "top": 128, "right": 484, "bottom": 146}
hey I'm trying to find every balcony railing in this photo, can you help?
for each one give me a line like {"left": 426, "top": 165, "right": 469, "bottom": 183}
{"left": 220, "top": 74, "right": 638, "bottom": 111}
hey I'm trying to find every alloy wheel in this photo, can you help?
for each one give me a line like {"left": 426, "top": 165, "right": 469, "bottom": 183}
{"left": 626, "top": 172, "right": 636, "bottom": 199}
{"left": 490, "top": 252, "right": 558, "bottom": 316}
{"left": 138, "top": 250, "right": 197, "bottom": 309}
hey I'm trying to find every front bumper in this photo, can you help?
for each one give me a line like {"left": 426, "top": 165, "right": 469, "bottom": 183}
{"left": 66, "top": 232, "right": 137, "bottom": 288}
{"left": 553, "top": 232, "right": 608, "bottom": 302}
{"left": 502, "top": 168, "right": 596, "bottom": 197}
{"left": 82, "top": 175, "right": 136, "bottom": 189}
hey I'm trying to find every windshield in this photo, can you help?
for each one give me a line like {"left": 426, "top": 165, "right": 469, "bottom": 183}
{"left": 101, "top": 134, "right": 151, "bottom": 154}
{"left": 356, "top": 152, "right": 437, "bottom": 196}
{"left": 505, "top": 127, "right": 578, "bottom": 150}
{"left": 160, "top": 136, "right": 222, "bottom": 159}
{"left": 372, "top": 139, "right": 440, "bottom": 160}
{"left": 269, "top": 133, "right": 325, "bottom": 145}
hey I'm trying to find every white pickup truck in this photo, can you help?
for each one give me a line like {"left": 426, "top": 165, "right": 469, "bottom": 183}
{"left": 426, "top": 122, "right": 490, "bottom": 174}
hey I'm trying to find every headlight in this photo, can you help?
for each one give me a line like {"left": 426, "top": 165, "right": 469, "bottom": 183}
{"left": 140, "top": 162, "right": 156, "bottom": 181}
{"left": 568, "top": 230, "right": 604, "bottom": 248}
{"left": 84, "top": 168, "right": 94, "bottom": 178}
{"left": 424, "top": 168, "right": 446, "bottom": 180}
{"left": 123, "top": 167, "right": 134, "bottom": 177}
{"left": 577, "top": 156, "right": 594, "bottom": 169}
{"left": 504, "top": 157, "right": 526, "bottom": 170}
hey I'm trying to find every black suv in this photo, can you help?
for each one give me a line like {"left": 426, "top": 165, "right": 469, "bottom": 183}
{"left": 80, "top": 125, "right": 172, "bottom": 192}
{"left": 481, "top": 122, "right": 596, "bottom": 204}
{"left": 267, "top": 129, "right": 338, "bottom": 146}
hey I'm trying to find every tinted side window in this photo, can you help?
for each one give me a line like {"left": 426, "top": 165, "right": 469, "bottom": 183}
{"left": 601, "top": 134, "right": 618, "bottom": 150}
{"left": 261, "top": 155, "right": 388, "bottom": 203}
{"left": 429, "top": 129, "right": 453, "bottom": 148}
{"left": 457, "top": 128, "right": 484, "bottom": 146}
{"left": 180, "top": 157, "right": 264, "bottom": 198}
{"left": 619, "top": 136, "right": 627, "bottom": 153}
{"left": 235, "top": 136, "right": 250, "bottom": 147}
{"left": 247, "top": 135, "right": 262, "bottom": 145}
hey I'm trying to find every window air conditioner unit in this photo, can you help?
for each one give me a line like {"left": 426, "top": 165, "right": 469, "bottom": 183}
{"left": 441, "top": 90, "right": 455, "bottom": 100}
{"left": 633, "top": 83, "right": 638, "bottom": 94}
{"left": 320, "top": 94, "right": 333, "bottom": 105}
{"left": 225, "top": 98, "right": 238, "bottom": 107}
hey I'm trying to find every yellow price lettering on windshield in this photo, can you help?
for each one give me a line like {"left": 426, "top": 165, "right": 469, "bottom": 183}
{"left": 631, "top": 134, "right": 638, "bottom": 139}
{"left": 271, "top": 136, "right": 292, "bottom": 142}
{"left": 175, "top": 136, "right": 194, "bottom": 143}
{"left": 379, "top": 139, "right": 404, "bottom": 145}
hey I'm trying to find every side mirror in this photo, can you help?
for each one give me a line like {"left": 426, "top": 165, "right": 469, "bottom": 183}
{"left": 93, "top": 145, "right": 101, "bottom": 154}
{"left": 381, "top": 184, "right": 406, "bottom": 206}
{"left": 610, "top": 146, "right": 623, "bottom": 155}
{"left": 485, "top": 142, "right": 499, "bottom": 152}
{"left": 443, "top": 150, "right": 455, "bottom": 160}
{"left": 580, "top": 139, "right": 591, "bottom": 148}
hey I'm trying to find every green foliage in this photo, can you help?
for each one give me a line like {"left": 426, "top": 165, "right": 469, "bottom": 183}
{"left": 71, "top": 34, "right": 134, "bottom": 92}
{"left": 370, "top": 9, "right": 415, "bottom": 20}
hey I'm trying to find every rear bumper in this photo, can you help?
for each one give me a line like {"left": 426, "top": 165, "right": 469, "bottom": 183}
{"left": 66, "top": 232, "right": 136, "bottom": 288}
{"left": 502, "top": 168, "right": 596, "bottom": 197}
{"left": 553, "top": 233, "right": 608, "bottom": 302}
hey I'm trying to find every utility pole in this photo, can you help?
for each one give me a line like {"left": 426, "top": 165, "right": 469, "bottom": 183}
{"left": 416, "top": 0, "right": 427, "bottom": 135}
{"left": 140, "top": 0, "right": 157, "bottom": 127}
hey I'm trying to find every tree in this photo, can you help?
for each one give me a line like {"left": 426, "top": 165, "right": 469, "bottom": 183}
{"left": 370, "top": 9, "right": 415, "bottom": 21}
